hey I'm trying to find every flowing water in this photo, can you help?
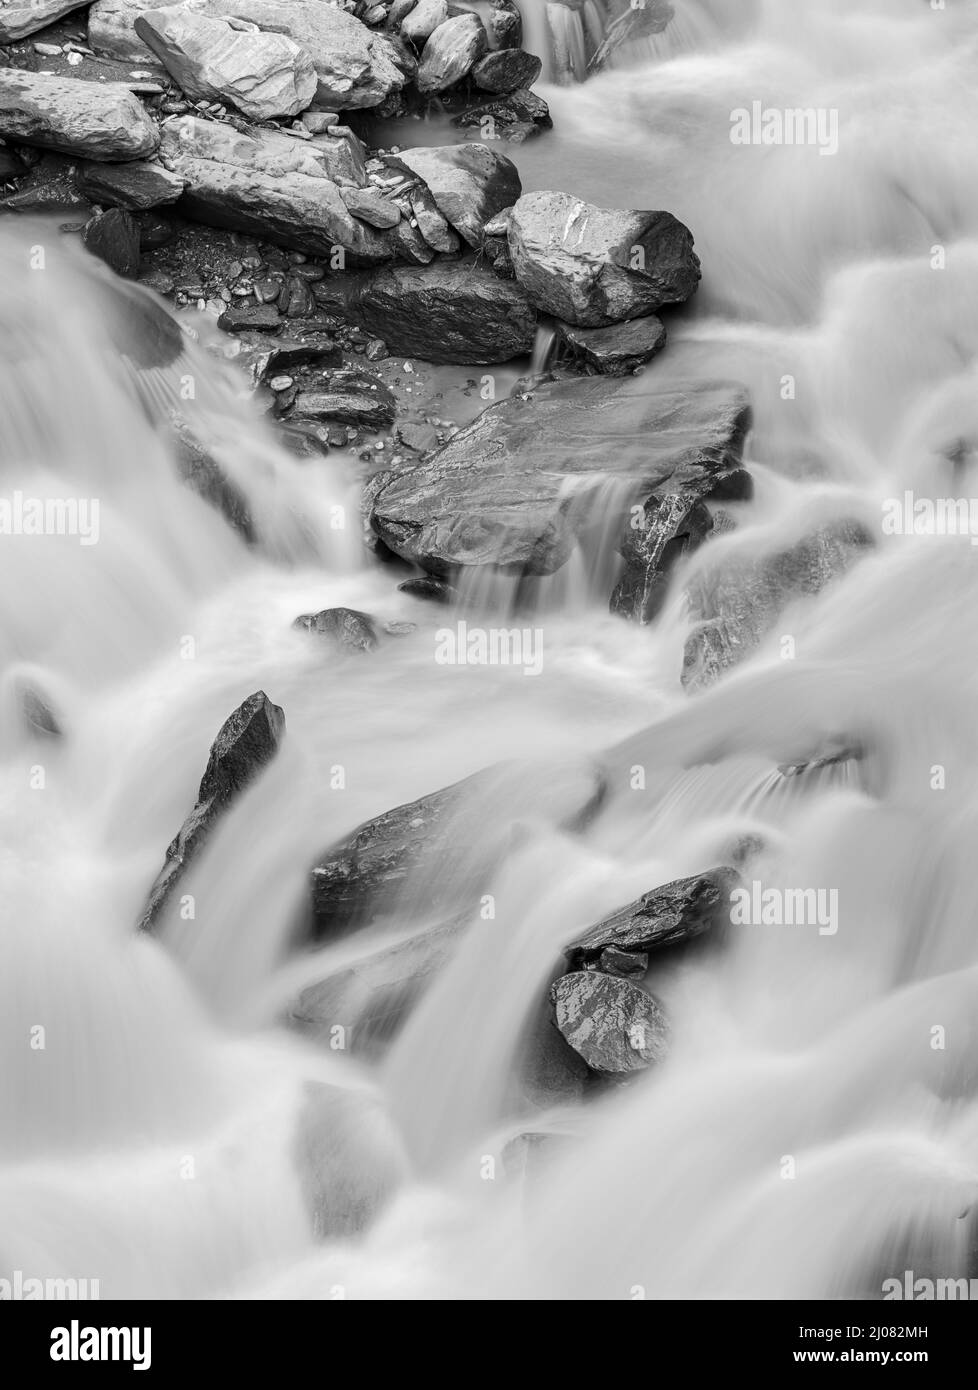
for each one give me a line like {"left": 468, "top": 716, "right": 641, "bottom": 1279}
{"left": 3, "top": 0, "right": 978, "bottom": 1300}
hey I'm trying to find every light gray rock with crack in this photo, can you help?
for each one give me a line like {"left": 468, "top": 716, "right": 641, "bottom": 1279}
{"left": 0, "top": 0, "right": 90, "bottom": 41}
{"left": 0, "top": 71, "right": 159, "bottom": 161}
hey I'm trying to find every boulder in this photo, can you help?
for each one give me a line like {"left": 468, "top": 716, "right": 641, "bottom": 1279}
{"left": 550, "top": 971, "right": 668, "bottom": 1075}
{"left": 556, "top": 314, "right": 667, "bottom": 377}
{"left": 610, "top": 489, "right": 721, "bottom": 624}
{"left": 308, "top": 757, "right": 606, "bottom": 940}
{"left": 370, "top": 377, "right": 751, "bottom": 578}
{"left": 90, "top": 0, "right": 407, "bottom": 109}
{"left": 82, "top": 208, "right": 141, "bottom": 277}
{"left": 472, "top": 47, "right": 541, "bottom": 93}
{"left": 134, "top": 7, "right": 317, "bottom": 121}
{"left": 78, "top": 159, "right": 186, "bottom": 211}
{"left": 416, "top": 12, "right": 487, "bottom": 93}
{"left": 488, "top": 0, "right": 521, "bottom": 49}
{"left": 340, "top": 185, "right": 401, "bottom": 229}
{"left": 0, "top": 0, "right": 89, "bottom": 41}
{"left": 292, "top": 607, "right": 378, "bottom": 652}
{"left": 287, "top": 371, "right": 396, "bottom": 429}
{"left": 565, "top": 868, "right": 741, "bottom": 971}
{"left": 138, "top": 691, "right": 285, "bottom": 932}
{"left": 508, "top": 190, "right": 700, "bottom": 327}
{"left": 0, "top": 72, "right": 159, "bottom": 161}
{"left": 159, "top": 117, "right": 395, "bottom": 264}
{"left": 453, "top": 86, "right": 551, "bottom": 143}
{"left": 683, "top": 521, "right": 874, "bottom": 690}
{"left": 351, "top": 262, "right": 536, "bottom": 364}
{"left": 390, "top": 143, "right": 520, "bottom": 248}
{"left": 400, "top": 0, "right": 448, "bottom": 44}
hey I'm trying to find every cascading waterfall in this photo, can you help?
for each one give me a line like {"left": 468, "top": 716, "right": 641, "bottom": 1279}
{"left": 3, "top": 0, "right": 978, "bottom": 1300}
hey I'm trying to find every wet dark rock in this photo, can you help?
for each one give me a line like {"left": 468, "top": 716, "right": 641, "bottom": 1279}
{"left": 390, "top": 143, "right": 521, "bottom": 248}
{"left": 610, "top": 490, "right": 726, "bottom": 625}
{"left": 488, "top": 0, "right": 522, "bottom": 49}
{"left": 596, "top": 946, "right": 648, "bottom": 978}
{"left": 82, "top": 208, "right": 140, "bottom": 278}
{"left": 0, "top": 144, "right": 27, "bottom": 184}
{"left": 262, "top": 333, "right": 342, "bottom": 372}
{"left": 683, "top": 520, "right": 874, "bottom": 690}
{"left": 292, "top": 607, "right": 378, "bottom": 652}
{"left": 370, "top": 377, "right": 751, "bottom": 578}
{"left": 138, "top": 691, "right": 285, "bottom": 932}
{"left": 0, "top": 151, "right": 92, "bottom": 212}
{"left": 589, "top": 0, "right": 674, "bottom": 71}
{"left": 557, "top": 314, "right": 667, "bottom": 377}
{"left": 309, "top": 758, "right": 607, "bottom": 940}
{"left": 288, "top": 371, "right": 396, "bottom": 429}
{"left": 21, "top": 685, "right": 62, "bottom": 739}
{"left": 565, "top": 867, "right": 741, "bottom": 971}
{"left": 508, "top": 191, "right": 700, "bottom": 326}
{"left": 416, "top": 12, "right": 487, "bottom": 94}
{"left": 352, "top": 261, "right": 535, "bottom": 365}
{"left": 0, "top": 71, "right": 159, "bottom": 161}
{"left": 78, "top": 160, "right": 186, "bottom": 212}
{"left": 173, "top": 420, "right": 256, "bottom": 541}
{"left": 550, "top": 971, "right": 668, "bottom": 1075}
{"left": 472, "top": 47, "right": 542, "bottom": 93}
{"left": 217, "top": 302, "right": 282, "bottom": 333}
{"left": 452, "top": 87, "right": 551, "bottom": 143}
{"left": 398, "top": 576, "right": 455, "bottom": 604}
{"left": 280, "top": 275, "right": 317, "bottom": 318}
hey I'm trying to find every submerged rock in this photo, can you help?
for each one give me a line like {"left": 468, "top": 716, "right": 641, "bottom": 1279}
{"left": 292, "top": 607, "right": 378, "bottom": 652}
{"left": 550, "top": 971, "right": 668, "bottom": 1075}
{"left": 370, "top": 377, "right": 751, "bottom": 579}
{"left": 172, "top": 420, "right": 255, "bottom": 542}
{"left": 683, "top": 520, "right": 874, "bottom": 689}
{"left": 508, "top": 190, "right": 700, "bottom": 327}
{"left": 0, "top": 72, "right": 159, "bottom": 162}
{"left": 352, "top": 262, "right": 536, "bottom": 364}
{"left": 453, "top": 87, "right": 551, "bottom": 143}
{"left": 565, "top": 868, "right": 741, "bottom": 971}
{"left": 82, "top": 208, "right": 141, "bottom": 278}
{"left": 134, "top": 7, "right": 317, "bottom": 121}
{"left": 556, "top": 315, "right": 667, "bottom": 377}
{"left": 138, "top": 691, "right": 285, "bottom": 932}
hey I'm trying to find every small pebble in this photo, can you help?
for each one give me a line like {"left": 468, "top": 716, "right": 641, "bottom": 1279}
{"left": 269, "top": 375, "right": 294, "bottom": 391}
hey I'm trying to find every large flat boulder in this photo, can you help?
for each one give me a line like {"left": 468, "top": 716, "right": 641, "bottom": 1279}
{"left": 416, "top": 12, "right": 487, "bottom": 94}
{"left": 508, "top": 190, "right": 701, "bottom": 327}
{"left": 0, "top": 71, "right": 159, "bottom": 162}
{"left": 370, "top": 376, "right": 751, "bottom": 578}
{"left": 134, "top": 6, "right": 317, "bottom": 121}
{"left": 89, "top": 0, "right": 407, "bottom": 109}
{"left": 0, "top": 0, "right": 89, "bottom": 41}
{"left": 351, "top": 261, "right": 536, "bottom": 364}
{"left": 158, "top": 116, "right": 395, "bottom": 264}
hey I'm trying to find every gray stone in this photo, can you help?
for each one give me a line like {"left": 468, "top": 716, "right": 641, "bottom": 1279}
{"left": 452, "top": 86, "right": 551, "bottom": 143}
{"left": 556, "top": 314, "right": 667, "bottom": 377}
{"left": 340, "top": 184, "right": 401, "bottom": 228}
{"left": 472, "top": 47, "right": 541, "bottom": 93}
{"left": 370, "top": 377, "right": 751, "bottom": 577}
{"left": 134, "top": 7, "right": 317, "bottom": 121}
{"left": 82, "top": 208, "right": 140, "bottom": 277}
{"left": 390, "top": 142, "right": 520, "bottom": 247}
{"left": 288, "top": 371, "right": 396, "bottom": 429}
{"left": 79, "top": 159, "right": 185, "bottom": 211}
{"left": 417, "top": 12, "right": 487, "bottom": 93}
{"left": 138, "top": 692, "right": 285, "bottom": 932}
{"left": 400, "top": 0, "right": 448, "bottom": 44}
{"left": 292, "top": 607, "right": 378, "bottom": 652}
{"left": 508, "top": 190, "right": 701, "bottom": 327}
{"left": 0, "top": 0, "right": 89, "bottom": 41}
{"left": 550, "top": 971, "right": 668, "bottom": 1075}
{"left": 0, "top": 71, "right": 158, "bottom": 161}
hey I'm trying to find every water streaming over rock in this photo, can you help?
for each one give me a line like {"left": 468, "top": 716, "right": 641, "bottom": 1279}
{"left": 3, "top": 0, "right": 978, "bottom": 1299}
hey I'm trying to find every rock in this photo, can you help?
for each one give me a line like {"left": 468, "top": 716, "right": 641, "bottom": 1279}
{"left": 488, "top": 0, "right": 521, "bottom": 49}
{"left": 78, "top": 159, "right": 185, "bottom": 211}
{"left": 452, "top": 87, "right": 551, "bottom": 143}
{"left": 416, "top": 12, "right": 487, "bottom": 94}
{"left": 556, "top": 314, "right": 667, "bottom": 377}
{"left": 400, "top": 0, "right": 448, "bottom": 44}
{"left": 134, "top": 7, "right": 317, "bottom": 122}
{"left": 289, "top": 371, "right": 396, "bottom": 429}
{"left": 159, "top": 117, "right": 395, "bottom": 265}
{"left": 82, "top": 208, "right": 140, "bottom": 277}
{"left": 565, "top": 868, "right": 741, "bottom": 971}
{"left": 135, "top": 212, "right": 175, "bottom": 249}
{"left": 292, "top": 607, "right": 378, "bottom": 652}
{"left": 683, "top": 521, "right": 873, "bottom": 690}
{"left": 610, "top": 489, "right": 723, "bottom": 624}
{"left": 472, "top": 47, "right": 541, "bottom": 93}
{"left": 352, "top": 262, "right": 535, "bottom": 365}
{"left": 508, "top": 190, "right": 701, "bottom": 327}
{"left": 340, "top": 185, "right": 401, "bottom": 229}
{"left": 596, "top": 946, "right": 648, "bottom": 979}
{"left": 21, "top": 685, "right": 62, "bottom": 739}
{"left": 264, "top": 333, "right": 341, "bottom": 371}
{"left": 0, "top": 144, "right": 27, "bottom": 184}
{"left": 218, "top": 301, "right": 281, "bottom": 333}
{"left": 138, "top": 691, "right": 285, "bottom": 932}
{"left": 398, "top": 575, "right": 455, "bottom": 603}
{"left": 588, "top": 0, "right": 674, "bottom": 72}
{"left": 280, "top": 274, "right": 316, "bottom": 318}
{"left": 370, "top": 377, "right": 751, "bottom": 578}
{"left": 292, "top": 915, "right": 464, "bottom": 1058}
{"left": 0, "top": 0, "right": 89, "bottom": 42}
{"left": 172, "top": 419, "right": 255, "bottom": 540}
{"left": 550, "top": 972, "right": 668, "bottom": 1075}
{"left": 395, "top": 420, "right": 437, "bottom": 453}
{"left": 91, "top": 0, "right": 406, "bottom": 110}
{"left": 390, "top": 143, "right": 520, "bottom": 248}
{"left": 0, "top": 72, "right": 159, "bottom": 162}
{"left": 407, "top": 185, "right": 459, "bottom": 254}
{"left": 309, "top": 757, "right": 606, "bottom": 940}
